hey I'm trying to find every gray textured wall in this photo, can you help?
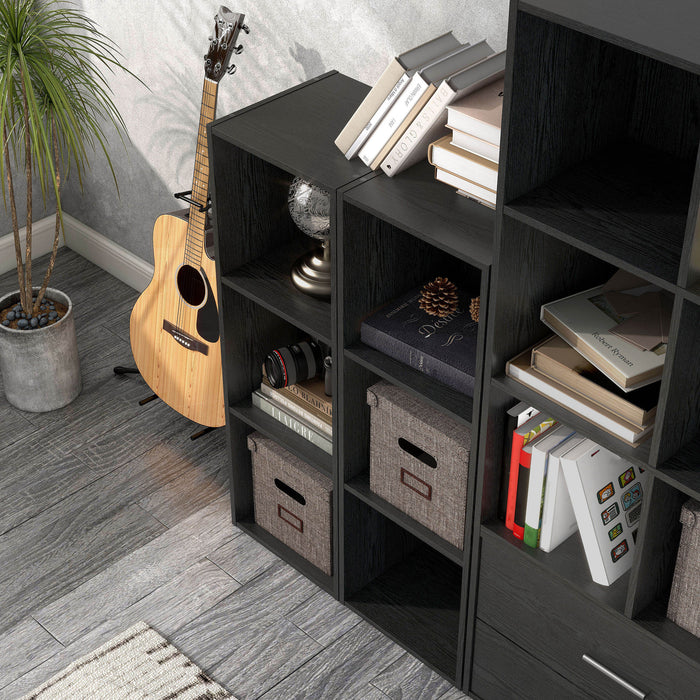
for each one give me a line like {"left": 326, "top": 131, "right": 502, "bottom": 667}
{"left": 1, "top": 0, "right": 509, "bottom": 264}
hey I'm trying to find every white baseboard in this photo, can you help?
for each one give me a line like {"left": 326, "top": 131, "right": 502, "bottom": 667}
{"left": 62, "top": 214, "right": 154, "bottom": 292}
{"left": 1, "top": 214, "right": 154, "bottom": 292}
{"left": 0, "top": 216, "right": 63, "bottom": 277}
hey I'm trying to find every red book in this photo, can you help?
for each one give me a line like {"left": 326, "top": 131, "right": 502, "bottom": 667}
{"left": 505, "top": 414, "right": 557, "bottom": 533}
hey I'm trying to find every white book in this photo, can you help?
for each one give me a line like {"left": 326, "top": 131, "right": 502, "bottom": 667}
{"left": 541, "top": 285, "right": 666, "bottom": 392}
{"left": 359, "top": 43, "right": 491, "bottom": 168}
{"left": 505, "top": 349, "right": 654, "bottom": 445}
{"left": 429, "top": 135, "right": 498, "bottom": 190}
{"left": 539, "top": 435, "right": 584, "bottom": 553}
{"left": 335, "top": 31, "right": 461, "bottom": 155}
{"left": 451, "top": 129, "right": 499, "bottom": 162}
{"left": 435, "top": 167, "right": 496, "bottom": 205}
{"left": 380, "top": 48, "right": 504, "bottom": 176}
{"left": 446, "top": 77, "right": 504, "bottom": 145}
{"left": 523, "top": 424, "right": 576, "bottom": 548}
{"left": 560, "top": 439, "right": 648, "bottom": 586}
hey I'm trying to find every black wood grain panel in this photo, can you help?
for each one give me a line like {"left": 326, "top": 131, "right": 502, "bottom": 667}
{"left": 627, "top": 478, "right": 685, "bottom": 619}
{"left": 520, "top": 0, "right": 700, "bottom": 72}
{"left": 343, "top": 160, "right": 493, "bottom": 269}
{"left": 653, "top": 299, "right": 700, "bottom": 465}
{"left": 656, "top": 434, "right": 700, "bottom": 500}
{"left": 210, "top": 73, "right": 371, "bottom": 191}
{"left": 347, "top": 543, "right": 461, "bottom": 681}
{"left": 470, "top": 619, "right": 588, "bottom": 700}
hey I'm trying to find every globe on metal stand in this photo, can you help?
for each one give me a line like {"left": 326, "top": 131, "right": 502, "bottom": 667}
{"left": 288, "top": 177, "right": 331, "bottom": 298}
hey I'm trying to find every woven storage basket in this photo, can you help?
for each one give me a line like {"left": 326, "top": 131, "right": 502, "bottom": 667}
{"left": 249, "top": 432, "right": 333, "bottom": 575}
{"left": 667, "top": 498, "right": 700, "bottom": 637}
{"left": 367, "top": 380, "right": 471, "bottom": 549}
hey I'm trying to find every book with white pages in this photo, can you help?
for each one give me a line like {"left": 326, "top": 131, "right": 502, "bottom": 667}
{"left": 446, "top": 77, "right": 504, "bottom": 145}
{"left": 539, "top": 434, "right": 584, "bottom": 553}
{"left": 523, "top": 424, "right": 576, "bottom": 549}
{"left": 560, "top": 439, "right": 649, "bottom": 586}
{"left": 380, "top": 49, "right": 505, "bottom": 176}
{"left": 435, "top": 167, "right": 496, "bottom": 204}
{"left": 451, "top": 128, "right": 499, "bottom": 162}
{"left": 335, "top": 31, "right": 461, "bottom": 156}
{"left": 429, "top": 135, "right": 498, "bottom": 190}
{"left": 359, "top": 42, "right": 494, "bottom": 169}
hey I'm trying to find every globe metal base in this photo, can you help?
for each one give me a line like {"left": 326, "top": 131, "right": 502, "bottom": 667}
{"left": 291, "top": 246, "right": 331, "bottom": 298}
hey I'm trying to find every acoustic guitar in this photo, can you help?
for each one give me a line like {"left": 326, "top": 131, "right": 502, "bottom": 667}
{"left": 130, "top": 7, "right": 247, "bottom": 427}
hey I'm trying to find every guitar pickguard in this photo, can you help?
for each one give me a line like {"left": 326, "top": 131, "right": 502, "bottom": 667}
{"left": 197, "top": 269, "right": 220, "bottom": 343}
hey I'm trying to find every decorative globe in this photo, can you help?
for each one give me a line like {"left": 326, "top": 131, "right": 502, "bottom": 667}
{"left": 287, "top": 177, "right": 331, "bottom": 241}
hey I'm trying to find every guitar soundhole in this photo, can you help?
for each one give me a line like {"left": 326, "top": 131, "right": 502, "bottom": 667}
{"left": 177, "top": 265, "right": 206, "bottom": 306}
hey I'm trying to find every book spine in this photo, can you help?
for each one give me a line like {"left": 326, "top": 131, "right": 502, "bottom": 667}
{"left": 358, "top": 74, "right": 429, "bottom": 165}
{"left": 523, "top": 448, "right": 544, "bottom": 548}
{"left": 259, "top": 383, "right": 332, "bottom": 437}
{"left": 361, "top": 322, "right": 475, "bottom": 394}
{"left": 252, "top": 392, "right": 333, "bottom": 454}
{"left": 285, "top": 384, "right": 332, "bottom": 418}
{"left": 344, "top": 72, "right": 411, "bottom": 159}
{"left": 513, "top": 447, "right": 531, "bottom": 540}
{"left": 380, "top": 80, "right": 455, "bottom": 176}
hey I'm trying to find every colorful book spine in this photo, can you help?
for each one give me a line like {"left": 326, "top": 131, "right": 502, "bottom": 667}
{"left": 251, "top": 391, "right": 332, "bottom": 454}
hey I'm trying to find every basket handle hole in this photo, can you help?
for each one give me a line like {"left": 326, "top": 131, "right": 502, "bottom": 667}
{"left": 274, "top": 478, "right": 306, "bottom": 505}
{"left": 398, "top": 438, "right": 437, "bottom": 468}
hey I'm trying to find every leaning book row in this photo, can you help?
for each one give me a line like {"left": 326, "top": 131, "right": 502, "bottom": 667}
{"left": 505, "top": 404, "right": 647, "bottom": 587}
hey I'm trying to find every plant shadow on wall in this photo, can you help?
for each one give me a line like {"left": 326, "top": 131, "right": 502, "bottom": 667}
{"left": 289, "top": 42, "right": 325, "bottom": 81}
{"left": 0, "top": 0, "right": 142, "bottom": 412}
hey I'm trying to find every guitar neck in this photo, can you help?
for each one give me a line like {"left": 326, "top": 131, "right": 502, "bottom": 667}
{"left": 184, "top": 79, "right": 218, "bottom": 264}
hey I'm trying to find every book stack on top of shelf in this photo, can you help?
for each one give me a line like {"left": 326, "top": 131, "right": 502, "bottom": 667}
{"left": 504, "top": 404, "right": 648, "bottom": 587}
{"left": 335, "top": 31, "right": 505, "bottom": 177}
{"left": 427, "top": 76, "right": 504, "bottom": 208}
{"left": 252, "top": 374, "right": 333, "bottom": 455}
{"left": 506, "top": 269, "right": 668, "bottom": 446}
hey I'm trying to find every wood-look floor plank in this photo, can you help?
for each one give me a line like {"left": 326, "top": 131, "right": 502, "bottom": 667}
{"left": 257, "top": 620, "right": 405, "bottom": 700}
{"left": 0, "top": 433, "right": 99, "bottom": 536}
{"left": 437, "top": 686, "right": 471, "bottom": 699}
{"left": 369, "top": 652, "right": 457, "bottom": 700}
{"left": 207, "top": 531, "right": 281, "bottom": 584}
{"left": 1, "top": 559, "right": 239, "bottom": 700}
{"left": 0, "top": 403, "right": 35, "bottom": 452}
{"left": 285, "top": 589, "right": 361, "bottom": 647}
{"left": 169, "top": 560, "right": 319, "bottom": 672}
{"left": 209, "top": 617, "right": 323, "bottom": 698}
{"left": 0, "top": 617, "right": 63, "bottom": 690}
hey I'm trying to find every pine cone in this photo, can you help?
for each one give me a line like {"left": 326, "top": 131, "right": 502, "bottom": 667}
{"left": 469, "top": 296, "right": 480, "bottom": 323}
{"left": 419, "top": 277, "right": 459, "bottom": 318}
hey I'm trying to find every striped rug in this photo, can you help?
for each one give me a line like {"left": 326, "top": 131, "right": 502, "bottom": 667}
{"left": 21, "top": 621, "right": 236, "bottom": 699}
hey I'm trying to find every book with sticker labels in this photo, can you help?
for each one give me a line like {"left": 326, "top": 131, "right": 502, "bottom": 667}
{"left": 560, "top": 439, "right": 648, "bottom": 586}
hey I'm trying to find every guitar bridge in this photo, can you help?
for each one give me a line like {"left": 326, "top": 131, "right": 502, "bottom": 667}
{"left": 163, "top": 320, "right": 209, "bottom": 355}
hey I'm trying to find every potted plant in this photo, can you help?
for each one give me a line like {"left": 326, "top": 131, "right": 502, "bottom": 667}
{"left": 0, "top": 0, "right": 136, "bottom": 411}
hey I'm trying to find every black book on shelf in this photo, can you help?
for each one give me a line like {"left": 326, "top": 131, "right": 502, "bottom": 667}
{"left": 360, "top": 285, "right": 478, "bottom": 396}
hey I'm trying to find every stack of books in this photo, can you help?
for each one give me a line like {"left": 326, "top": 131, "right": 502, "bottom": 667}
{"left": 427, "top": 76, "right": 504, "bottom": 208}
{"left": 506, "top": 270, "right": 668, "bottom": 446}
{"left": 335, "top": 32, "right": 505, "bottom": 178}
{"left": 504, "top": 404, "right": 648, "bottom": 586}
{"left": 251, "top": 375, "right": 333, "bottom": 454}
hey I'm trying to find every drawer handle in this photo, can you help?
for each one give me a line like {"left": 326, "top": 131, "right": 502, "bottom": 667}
{"left": 582, "top": 654, "right": 647, "bottom": 699}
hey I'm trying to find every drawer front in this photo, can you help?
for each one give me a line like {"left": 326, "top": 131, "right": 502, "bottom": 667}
{"left": 477, "top": 532, "right": 698, "bottom": 699}
{"left": 471, "top": 619, "right": 589, "bottom": 700}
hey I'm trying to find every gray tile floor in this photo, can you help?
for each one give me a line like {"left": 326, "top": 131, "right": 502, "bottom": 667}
{"left": 0, "top": 250, "right": 469, "bottom": 700}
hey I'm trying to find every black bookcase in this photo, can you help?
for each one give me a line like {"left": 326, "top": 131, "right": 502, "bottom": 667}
{"left": 468, "top": 1, "right": 700, "bottom": 698}
{"left": 209, "top": 3, "right": 700, "bottom": 692}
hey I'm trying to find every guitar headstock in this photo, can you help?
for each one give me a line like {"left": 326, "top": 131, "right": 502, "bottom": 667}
{"left": 204, "top": 7, "right": 248, "bottom": 81}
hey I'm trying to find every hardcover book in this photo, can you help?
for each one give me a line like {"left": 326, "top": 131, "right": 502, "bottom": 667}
{"left": 434, "top": 167, "right": 496, "bottom": 207}
{"left": 260, "top": 378, "right": 332, "bottom": 437}
{"left": 540, "top": 280, "right": 670, "bottom": 391}
{"left": 428, "top": 135, "right": 498, "bottom": 190}
{"left": 360, "top": 286, "right": 479, "bottom": 396}
{"left": 531, "top": 335, "right": 658, "bottom": 427}
{"left": 560, "top": 439, "right": 649, "bottom": 586}
{"left": 251, "top": 390, "right": 332, "bottom": 454}
{"left": 446, "top": 76, "right": 504, "bottom": 145}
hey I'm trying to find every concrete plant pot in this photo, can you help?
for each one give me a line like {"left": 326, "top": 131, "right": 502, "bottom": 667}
{"left": 0, "top": 287, "right": 81, "bottom": 412}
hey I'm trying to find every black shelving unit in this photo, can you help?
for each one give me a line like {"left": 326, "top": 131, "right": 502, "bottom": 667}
{"left": 209, "top": 5, "right": 700, "bottom": 693}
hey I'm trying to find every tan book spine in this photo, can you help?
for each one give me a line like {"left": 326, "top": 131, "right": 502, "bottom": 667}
{"left": 261, "top": 377, "right": 332, "bottom": 429}
{"left": 285, "top": 382, "right": 332, "bottom": 418}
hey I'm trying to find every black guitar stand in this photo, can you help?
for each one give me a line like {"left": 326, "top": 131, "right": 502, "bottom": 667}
{"left": 112, "top": 365, "right": 218, "bottom": 441}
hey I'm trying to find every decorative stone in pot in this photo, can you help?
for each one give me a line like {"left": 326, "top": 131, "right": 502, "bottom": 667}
{"left": 0, "top": 288, "right": 81, "bottom": 412}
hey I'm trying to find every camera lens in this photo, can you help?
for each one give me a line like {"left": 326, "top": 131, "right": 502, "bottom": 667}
{"left": 265, "top": 340, "right": 323, "bottom": 388}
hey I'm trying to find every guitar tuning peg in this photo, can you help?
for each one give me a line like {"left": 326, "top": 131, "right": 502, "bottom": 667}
{"left": 234, "top": 44, "right": 244, "bottom": 54}
{"left": 242, "top": 24, "right": 250, "bottom": 34}
{"left": 227, "top": 64, "right": 237, "bottom": 75}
